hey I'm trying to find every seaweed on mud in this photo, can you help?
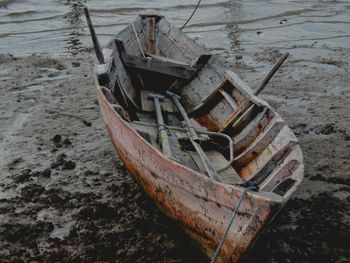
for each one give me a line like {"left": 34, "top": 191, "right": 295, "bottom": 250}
{"left": 245, "top": 192, "right": 350, "bottom": 263}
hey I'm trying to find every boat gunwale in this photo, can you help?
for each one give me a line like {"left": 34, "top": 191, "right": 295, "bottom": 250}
{"left": 94, "top": 14, "right": 303, "bottom": 205}
{"left": 90, "top": 12, "right": 305, "bottom": 262}
{"left": 96, "top": 81, "right": 286, "bottom": 207}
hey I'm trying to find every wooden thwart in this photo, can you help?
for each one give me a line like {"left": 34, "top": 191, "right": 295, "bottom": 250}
{"left": 188, "top": 74, "right": 248, "bottom": 120}
{"left": 169, "top": 54, "right": 212, "bottom": 92}
{"left": 121, "top": 53, "right": 198, "bottom": 79}
{"left": 145, "top": 52, "right": 190, "bottom": 66}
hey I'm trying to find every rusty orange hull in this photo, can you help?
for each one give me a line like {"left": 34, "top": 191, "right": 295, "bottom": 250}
{"left": 90, "top": 12, "right": 304, "bottom": 262}
{"left": 97, "top": 86, "right": 284, "bottom": 262}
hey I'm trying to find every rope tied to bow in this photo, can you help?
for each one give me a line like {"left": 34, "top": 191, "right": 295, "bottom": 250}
{"left": 210, "top": 182, "right": 259, "bottom": 263}
{"left": 180, "top": 0, "right": 203, "bottom": 30}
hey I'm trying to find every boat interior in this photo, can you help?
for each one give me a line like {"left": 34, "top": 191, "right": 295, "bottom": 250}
{"left": 95, "top": 13, "right": 303, "bottom": 199}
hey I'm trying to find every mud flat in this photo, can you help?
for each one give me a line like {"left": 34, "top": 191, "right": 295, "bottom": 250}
{"left": 0, "top": 54, "right": 206, "bottom": 262}
{"left": 242, "top": 45, "right": 350, "bottom": 262}
{"left": 1, "top": 0, "right": 350, "bottom": 261}
{"left": 0, "top": 42, "right": 349, "bottom": 262}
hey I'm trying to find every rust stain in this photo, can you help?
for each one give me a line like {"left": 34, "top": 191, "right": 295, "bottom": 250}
{"left": 194, "top": 114, "right": 219, "bottom": 131}
{"left": 146, "top": 17, "right": 155, "bottom": 54}
{"left": 96, "top": 87, "right": 283, "bottom": 262}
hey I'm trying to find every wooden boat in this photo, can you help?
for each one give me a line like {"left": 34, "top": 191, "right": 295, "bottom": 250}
{"left": 86, "top": 9, "right": 304, "bottom": 262}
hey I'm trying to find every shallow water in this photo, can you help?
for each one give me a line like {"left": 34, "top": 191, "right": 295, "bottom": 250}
{"left": 1, "top": 0, "right": 349, "bottom": 97}
{"left": 1, "top": 0, "right": 349, "bottom": 58}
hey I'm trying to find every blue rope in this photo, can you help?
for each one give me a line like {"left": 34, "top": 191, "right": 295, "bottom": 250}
{"left": 210, "top": 185, "right": 257, "bottom": 263}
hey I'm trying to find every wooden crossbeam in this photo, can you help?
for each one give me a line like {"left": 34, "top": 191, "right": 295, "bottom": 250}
{"left": 114, "top": 39, "right": 197, "bottom": 80}
{"left": 144, "top": 52, "right": 190, "bottom": 66}
{"left": 120, "top": 53, "right": 198, "bottom": 79}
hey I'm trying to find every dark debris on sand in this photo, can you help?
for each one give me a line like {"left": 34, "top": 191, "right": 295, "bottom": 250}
{"left": 1, "top": 6, "right": 350, "bottom": 259}
{"left": 0, "top": 54, "right": 206, "bottom": 263}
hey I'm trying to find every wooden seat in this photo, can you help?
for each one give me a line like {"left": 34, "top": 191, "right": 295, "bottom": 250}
{"left": 189, "top": 150, "right": 242, "bottom": 184}
{"left": 121, "top": 52, "right": 198, "bottom": 79}
{"left": 115, "top": 39, "right": 198, "bottom": 79}
{"left": 188, "top": 71, "right": 265, "bottom": 132}
{"left": 232, "top": 107, "right": 273, "bottom": 154}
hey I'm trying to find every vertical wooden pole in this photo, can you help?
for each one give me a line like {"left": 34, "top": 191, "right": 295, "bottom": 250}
{"left": 83, "top": 7, "right": 105, "bottom": 64}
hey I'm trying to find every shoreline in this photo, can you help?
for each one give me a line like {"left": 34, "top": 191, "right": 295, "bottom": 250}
{"left": 0, "top": 48, "right": 349, "bottom": 261}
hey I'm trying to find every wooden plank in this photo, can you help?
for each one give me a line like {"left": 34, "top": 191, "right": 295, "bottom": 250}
{"left": 231, "top": 104, "right": 258, "bottom": 134}
{"left": 247, "top": 141, "right": 297, "bottom": 185}
{"left": 157, "top": 18, "right": 205, "bottom": 62}
{"left": 206, "top": 151, "right": 242, "bottom": 184}
{"left": 187, "top": 78, "right": 230, "bottom": 118}
{"left": 107, "top": 39, "right": 139, "bottom": 111}
{"left": 146, "top": 17, "right": 156, "bottom": 54}
{"left": 129, "top": 123, "right": 160, "bottom": 151}
{"left": 187, "top": 76, "right": 250, "bottom": 133}
{"left": 220, "top": 89, "right": 238, "bottom": 110}
{"left": 233, "top": 107, "right": 272, "bottom": 154}
{"left": 115, "top": 17, "right": 146, "bottom": 57}
{"left": 169, "top": 54, "right": 212, "bottom": 92}
{"left": 234, "top": 118, "right": 286, "bottom": 167}
{"left": 156, "top": 30, "right": 191, "bottom": 62}
{"left": 167, "top": 113, "right": 199, "bottom": 172}
{"left": 120, "top": 53, "right": 198, "bottom": 79}
{"left": 95, "top": 48, "right": 113, "bottom": 86}
{"left": 145, "top": 52, "right": 190, "bottom": 66}
{"left": 188, "top": 150, "right": 241, "bottom": 184}
{"left": 260, "top": 159, "right": 300, "bottom": 192}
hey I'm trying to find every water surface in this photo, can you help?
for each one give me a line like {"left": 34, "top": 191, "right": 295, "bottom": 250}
{"left": 1, "top": 0, "right": 349, "bottom": 60}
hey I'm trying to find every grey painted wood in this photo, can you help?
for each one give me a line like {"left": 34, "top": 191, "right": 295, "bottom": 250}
{"left": 121, "top": 53, "right": 198, "bottom": 79}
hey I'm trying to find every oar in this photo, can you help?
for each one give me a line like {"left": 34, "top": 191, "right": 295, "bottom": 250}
{"left": 165, "top": 91, "right": 222, "bottom": 182}
{"left": 83, "top": 6, "right": 105, "bottom": 64}
{"left": 147, "top": 93, "right": 173, "bottom": 158}
{"left": 254, "top": 52, "right": 289, "bottom": 95}
{"left": 231, "top": 52, "right": 289, "bottom": 131}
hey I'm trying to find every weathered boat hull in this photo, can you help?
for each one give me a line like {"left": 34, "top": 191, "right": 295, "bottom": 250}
{"left": 87, "top": 11, "right": 304, "bottom": 262}
{"left": 96, "top": 86, "right": 294, "bottom": 262}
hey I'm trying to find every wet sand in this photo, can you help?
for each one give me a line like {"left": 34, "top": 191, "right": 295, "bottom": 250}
{"left": 1, "top": 0, "right": 350, "bottom": 262}
{"left": 0, "top": 53, "right": 208, "bottom": 262}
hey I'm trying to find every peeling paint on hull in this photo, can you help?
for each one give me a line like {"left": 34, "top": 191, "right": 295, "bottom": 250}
{"left": 96, "top": 86, "right": 284, "bottom": 262}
